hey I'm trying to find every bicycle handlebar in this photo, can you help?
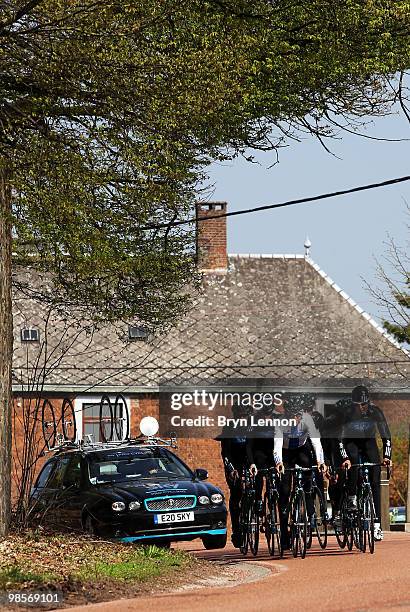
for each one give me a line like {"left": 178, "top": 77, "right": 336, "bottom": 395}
{"left": 349, "top": 462, "right": 391, "bottom": 479}
{"left": 349, "top": 462, "right": 388, "bottom": 468}
{"left": 285, "top": 466, "right": 315, "bottom": 472}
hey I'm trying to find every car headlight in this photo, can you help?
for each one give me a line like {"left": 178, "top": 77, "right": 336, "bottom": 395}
{"left": 211, "top": 493, "right": 223, "bottom": 505}
{"left": 129, "top": 501, "right": 141, "bottom": 511}
{"left": 112, "top": 501, "right": 126, "bottom": 512}
{"left": 198, "top": 495, "right": 210, "bottom": 505}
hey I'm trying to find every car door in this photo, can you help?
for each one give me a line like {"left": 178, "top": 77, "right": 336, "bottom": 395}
{"left": 40, "top": 455, "right": 72, "bottom": 528}
{"left": 59, "top": 454, "right": 86, "bottom": 530}
{"left": 29, "top": 459, "right": 58, "bottom": 520}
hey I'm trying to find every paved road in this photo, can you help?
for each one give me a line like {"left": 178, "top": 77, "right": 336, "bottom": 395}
{"left": 68, "top": 532, "right": 410, "bottom": 612}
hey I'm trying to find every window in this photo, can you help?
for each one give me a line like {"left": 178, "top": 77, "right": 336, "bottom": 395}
{"left": 88, "top": 448, "right": 192, "bottom": 484}
{"left": 128, "top": 325, "right": 149, "bottom": 341}
{"left": 82, "top": 403, "right": 102, "bottom": 443}
{"left": 21, "top": 328, "right": 40, "bottom": 342}
{"left": 35, "top": 461, "right": 56, "bottom": 489}
{"left": 82, "top": 399, "right": 128, "bottom": 443}
{"left": 63, "top": 456, "right": 82, "bottom": 488}
{"left": 47, "top": 456, "right": 71, "bottom": 489}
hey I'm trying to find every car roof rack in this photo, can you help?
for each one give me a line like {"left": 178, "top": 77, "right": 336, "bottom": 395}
{"left": 45, "top": 432, "right": 178, "bottom": 455}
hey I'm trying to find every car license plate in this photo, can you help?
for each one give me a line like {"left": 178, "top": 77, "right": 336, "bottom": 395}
{"left": 154, "top": 511, "right": 194, "bottom": 524}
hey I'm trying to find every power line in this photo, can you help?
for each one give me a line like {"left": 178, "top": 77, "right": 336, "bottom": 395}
{"left": 13, "top": 358, "right": 410, "bottom": 372}
{"left": 141, "top": 174, "right": 410, "bottom": 230}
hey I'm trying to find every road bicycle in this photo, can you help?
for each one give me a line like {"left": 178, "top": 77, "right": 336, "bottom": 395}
{"left": 99, "top": 394, "right": 130, "bottom": 442}
{"left": 260, "top": 467, "right": 283, "bottom": 558}
{"left": 306, "top": 466, "right": 328, "bottom": 550}
{"left": 354, "top": 462, "right": 390, "bottom": 554}
{"left": 286, "top": 466, "right": 310, "bottom": 559}
{"left": 41, "top": 397, "right": 77, "bottom": 450}
{"left": 239, "top": 469, "right": 259, "bottom": 556}
{"left": 333, "top": 465, "right": 359, "bottom": 551}
{"left": 41, "top": 393, "right": 129, "bottom": 450}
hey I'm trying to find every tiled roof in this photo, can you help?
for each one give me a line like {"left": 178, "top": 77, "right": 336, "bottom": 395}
{"left": 12, "top": 255, "right": 410, "bottom": 393}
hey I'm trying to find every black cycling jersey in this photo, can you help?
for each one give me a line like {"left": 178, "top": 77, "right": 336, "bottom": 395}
{"left": 342, "top": 403, "right": 392, "bottom": 459}
{"left": 326, "top": 402, "right": 391, "bottom": 459}
{"left": 220, "top": 436, "right": 247, "bottom": 472}
{"left": 218, "top": 431, "right": 247, "bottom": 540}
{"left": 245, "top": 423, "right": 276, "bottom": 467}
{"left": 310, "top": 410, "right": 325, "bottom": 431}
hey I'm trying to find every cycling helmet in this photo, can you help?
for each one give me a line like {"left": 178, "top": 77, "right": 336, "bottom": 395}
{"left": 351, "top": 385, "right": 369, "bottom": 404}
{"left": 301, "top": 393, "right": 316, "bottom": 411}
{"left": 283, "top": 396, "right": 304, "bottom": 417}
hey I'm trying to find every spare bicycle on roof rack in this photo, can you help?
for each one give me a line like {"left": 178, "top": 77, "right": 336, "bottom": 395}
{"left": 40, "top": 394, "right": 132, "bottom": 452}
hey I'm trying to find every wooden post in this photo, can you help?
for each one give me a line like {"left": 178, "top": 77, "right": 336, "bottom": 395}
{"left": 407, "top": 425, "right": 410, "bottom": 523}
{"left": 380, "top": 466, "right": 390, "bottom": 531}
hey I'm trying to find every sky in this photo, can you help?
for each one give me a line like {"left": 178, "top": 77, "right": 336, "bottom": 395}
{"left": 205, "top": 111, "right": 410, "bottom": 324}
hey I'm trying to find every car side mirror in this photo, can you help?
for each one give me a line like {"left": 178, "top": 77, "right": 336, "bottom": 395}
{"left": 194, "top": 468, "right": 208, "bottom": 481}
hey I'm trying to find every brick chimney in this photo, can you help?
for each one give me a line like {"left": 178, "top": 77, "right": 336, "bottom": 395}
{"left": 196, "top": 202, "right": 227, "bottom": 273}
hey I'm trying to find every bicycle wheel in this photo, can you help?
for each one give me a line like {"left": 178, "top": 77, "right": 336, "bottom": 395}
{"left": 61, "top": 398, "right": 77, "bottom": 442}
{"left": 239, "top": 498, "right": 249, "bottom": 556}
{"left": 335, "top": 526, "right": 347, "bottom": 549}
{"left": 270, "top": 491, "right": 283, "bottom": 558}
{"left": 312, "top": 487, "right": 328, "bottom": 549}
{"left": 249, "top": 498, "right": 259, "bottom": 556}
{"left": 363, "top": 491, "right": 375, "bottom": 554}
{"left": 113, "top": 394, "right": 130, "bottom": 440}
{"left": 291, "top": 492, "right": 307, "bottom": 559}
{"left": 358, "top": 491, "right": 366, "bottom": 553}
{"left": 264, "top": 493, "right": 272, "bottom": 554}
{"left": 358, "top": 505, "right": 366, "bottom": 553}
{"left": 41, "top": 399, "right": 57, "bottom": 450}
{"left": 290, "top": 497, "right": 298, "bottom": 558}
{"left": 99, "top": 394, "right": 113, "bottom": 442}
{"left": 306, "top": 520, "right": 313, "bottom": 549}
{"left": 334, "top": 494, "right": 348, "bottom": 549}
{"left": 346, "top": 524, "right": 354, "bottom": 551}
{"left": 352, "top": 514, "right": 361, "bottom": 551}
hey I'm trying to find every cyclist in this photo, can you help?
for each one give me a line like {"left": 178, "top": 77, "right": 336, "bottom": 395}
{"left": 274, "top": 396, "right": 327, "bottom": 548}
{"left": 246, "top": 404, "right": 277, "bottom": 513}
{"left": 303, "top": 394, "right": 325, "bottom": 432}
{"left": 218, "top": 405, "right": 249, "bottom": 548}
{"left": 318, "top": 398, "right": 352, "bottom": 526}
{"left": 340, "top": 385, "right": 392, "bottom": 541}
{"left": 302, "top": 395, "right": 327, "bottom": 493}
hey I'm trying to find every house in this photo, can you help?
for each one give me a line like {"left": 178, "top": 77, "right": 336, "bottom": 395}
{"left": 12, "top": 202, "right": 410, "bottom": 512}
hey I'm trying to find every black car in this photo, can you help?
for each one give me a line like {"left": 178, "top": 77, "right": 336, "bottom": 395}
{"left": 29, "top": 442, "right": 227, "bottom": 549}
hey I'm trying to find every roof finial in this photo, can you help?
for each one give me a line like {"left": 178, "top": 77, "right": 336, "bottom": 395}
{"left": 304, "top": 235, "right": 311, "bottom": 258}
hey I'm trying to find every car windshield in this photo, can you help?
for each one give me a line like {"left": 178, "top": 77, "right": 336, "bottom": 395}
{"left": 87, "top": 447, "right": 192, "bottom": 484}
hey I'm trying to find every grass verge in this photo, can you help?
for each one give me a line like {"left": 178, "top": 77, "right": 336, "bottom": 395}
{"left": 0, "top": 532, "right": 197, "bottom": 606}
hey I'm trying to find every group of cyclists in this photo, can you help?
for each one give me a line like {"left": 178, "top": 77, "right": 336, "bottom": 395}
{"left": 219, "top": 385, "right": 392, "bottom": 553}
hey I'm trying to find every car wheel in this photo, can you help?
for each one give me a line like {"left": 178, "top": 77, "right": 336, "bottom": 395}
{"left": 201, "top": 533, "right": 227, "bottom": 550}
